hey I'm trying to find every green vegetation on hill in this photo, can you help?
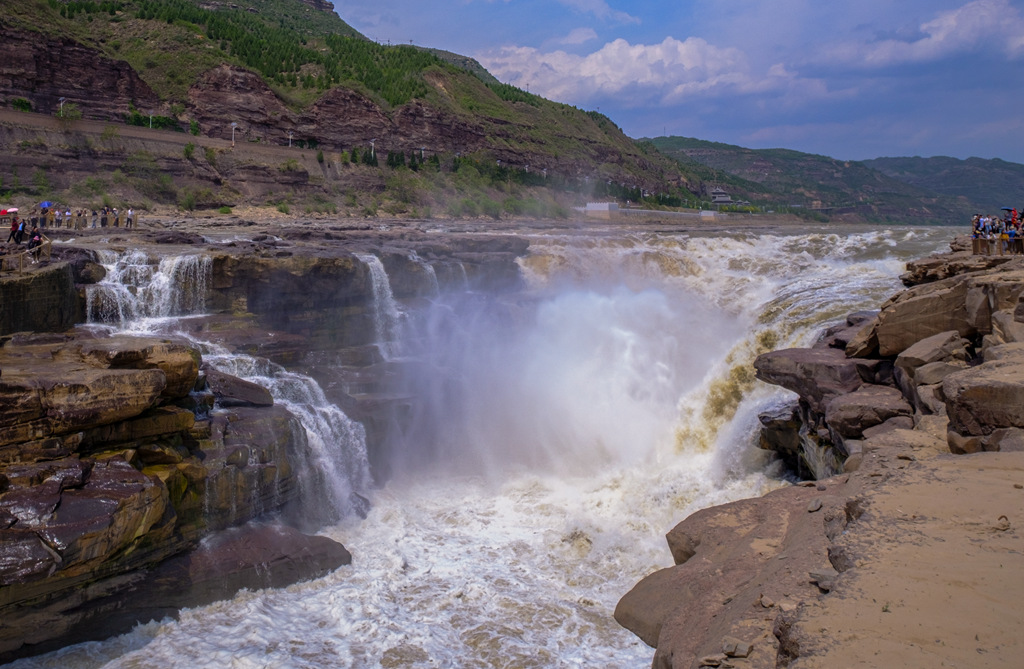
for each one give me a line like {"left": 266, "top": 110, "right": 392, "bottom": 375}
{"left": 863, "top": 156, "right": 1024, "bottom": 215}
{"left": 647, "top": 136, "right": 997, "bottom": 225}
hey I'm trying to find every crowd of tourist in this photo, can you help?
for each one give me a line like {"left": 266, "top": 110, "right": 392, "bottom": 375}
{"left": 971, "top": 207, "right": 1022, "bottom": 253}
{"left": 15, "top": 205, "right": 135, "bottom": 231}
{"left": 2, "top": 205, "right": 137, "bottom": 267}
{"left": 970, "top": 206, "right": 1019, "bottom": 241}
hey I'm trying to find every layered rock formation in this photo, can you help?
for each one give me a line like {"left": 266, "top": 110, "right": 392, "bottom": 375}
{"left": 617, "top": 236, "right": 1024, "bottom": 667}
{"left": 0, "top": 331, "right": 350, "bottom": 662}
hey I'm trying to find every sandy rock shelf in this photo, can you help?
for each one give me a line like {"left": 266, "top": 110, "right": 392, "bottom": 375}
{"left": 788, "top": 451, "right": 1024, "bottom": 669}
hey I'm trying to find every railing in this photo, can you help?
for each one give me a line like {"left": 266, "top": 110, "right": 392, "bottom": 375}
{"left": 1, "top": 235, "right": 52, "bottom": 273}
{"left": 972, "top": 237, "right": 1024, "bottom": 256}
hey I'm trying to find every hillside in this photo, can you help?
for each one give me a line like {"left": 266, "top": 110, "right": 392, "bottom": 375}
{"left": 648, "top": 136, "right": 983, "bottom": 225}
{"left": 863, "top": 156, "right": 1024, "bottom": 214}
{"left": 0, "top": 0, "right": 705, "bottom": 214}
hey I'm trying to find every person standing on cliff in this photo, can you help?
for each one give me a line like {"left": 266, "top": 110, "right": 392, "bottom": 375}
{"left": 6, "top": 216, "right": 17, "bottom": 243}
{"left": 125, "top": 207, "right": 134, "bottom": 229}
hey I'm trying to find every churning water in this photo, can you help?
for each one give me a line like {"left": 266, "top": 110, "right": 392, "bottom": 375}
{"left": 18, "top": 224, "right": 954, "bottom": 668}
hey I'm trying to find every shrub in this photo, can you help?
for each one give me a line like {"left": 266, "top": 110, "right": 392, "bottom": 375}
{"left": 316, "top": 149, "right": 324, "bottom": 164}
{"left": 218, "top": 206, "right": 232, "bottom": 214}
{"left": 183, "top": 142, "right": 195, "bottom": 159}
{"left": 11, "top": 98, "right": 31, "bottom": 112}
{"left": 31, "top": 168, "right": 51, "bottom": 195}
{"left": 190, "top": 120, "right": 200, "bottom": 136}
{"left": 480, "top": 196, "right": 502, "bottom": 219}
{"left": 277, "top": 202, "right": 290, "bottom": 214}
{"left": 178, "top": 189, "right": 197, "bottom": 211}
{"left": 204, "top": 146, "right": 217, "bottom": 166}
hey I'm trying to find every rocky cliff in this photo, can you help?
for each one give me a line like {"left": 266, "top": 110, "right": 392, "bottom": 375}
{"left": 617, "top": 237, "right": 1024, "bottom": 668}
{"left": 0, "top": 330, "right": 351, "bottom": 662}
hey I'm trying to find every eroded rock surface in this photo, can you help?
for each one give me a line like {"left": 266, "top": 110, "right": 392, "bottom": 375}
{"left": 0, "top": 332, "right": 348, "bottom": 662}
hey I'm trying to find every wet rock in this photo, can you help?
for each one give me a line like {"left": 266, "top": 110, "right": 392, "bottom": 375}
{"left": 203, "top": 367, "right": 274, "bottom": 407}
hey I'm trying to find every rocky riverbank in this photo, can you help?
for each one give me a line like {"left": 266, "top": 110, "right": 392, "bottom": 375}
{"left": 616, "top": 236, "right": 1024, "bottom": 668}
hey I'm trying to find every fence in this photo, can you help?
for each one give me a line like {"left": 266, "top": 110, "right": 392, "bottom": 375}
{"left": 972, "top": 238, "right": 1024, "bottom": 256}
{"left": 1, "top": 235, "right": 53, "bottom": 273}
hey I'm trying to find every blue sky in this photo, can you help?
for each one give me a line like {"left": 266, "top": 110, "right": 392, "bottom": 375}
{"left": 331, "top": 0, "right": 1024, "bottom": 162}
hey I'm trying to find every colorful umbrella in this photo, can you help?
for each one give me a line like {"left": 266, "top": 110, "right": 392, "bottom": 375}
{"left": 39, "top": 201, "right": 53, "bottom": 208}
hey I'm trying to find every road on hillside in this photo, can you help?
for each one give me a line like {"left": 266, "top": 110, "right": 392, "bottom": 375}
{"left": 0, "top": 108, "right": 328, "bottom": 164}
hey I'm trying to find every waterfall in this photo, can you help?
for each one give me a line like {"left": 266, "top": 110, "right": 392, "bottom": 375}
{"left": 356, "top": 253, "right": 404, "bottom": 358}
{"left": 86, "top": 249, "right": 372, "bottom": 521}
{"left": 86, "top": 250, "right": 211, "bottom": 326}
{"left": 409, "top": 251, "right": 441, "bottom": 297}
{"left": 31, "top": 225, "right": 958, "bottom": 669}
{"left": 200, "top": 350, "right": 372, "bottom": 524}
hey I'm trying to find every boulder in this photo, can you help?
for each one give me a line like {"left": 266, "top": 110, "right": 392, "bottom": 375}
{"left": 203, "top": 366, "right": 274, "bottom": 407}
{"left": 77, "top": 336, "right": 200, "bottom": 400}
{"left": 616, "top": 483, "right": 842, "bottom": 665}
{"left": 0, "top": 523, "right": 350, "bottom": 663}
{"left": 144, "top": 523, "right": 351, "bottom": 614}
{"left": 874, "top": 278, "right": 972, "bottom": 356}
{"left": 757, "top": 403, "right": 803, "bottom": 471}
{"left": 754, "top": 347, "right": 884, "bottom": 413}
{"left": 825, "top": 386, "right": 913, "bottom": 439}
{"left": 815, "top": 312, "right": 878, "bottom": 351}
{"left": 894, "top": 330, "right": 969, "bottom": 369}
{"left": 943, "top": 361, "right": 1024, "bottom": 436}
{"left": 992, "top": 309, "right": 1024, "bottom": 344}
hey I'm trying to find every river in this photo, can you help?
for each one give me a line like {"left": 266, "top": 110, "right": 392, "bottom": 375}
{"left": 13, "top": 223, "right": 955, "bottom": 668}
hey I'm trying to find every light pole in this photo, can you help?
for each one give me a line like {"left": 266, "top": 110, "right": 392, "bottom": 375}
{"left": 369, "top": 139, "right": 376, "bottom": 160}
{"left": 230, "top": 121, "right": 238, "bottom": 147}
{"left": 58, "top": 97, "right": 65, "bottom": 118}
{"left": 288, "top": 131, "right": 294, "bottom": 147}
{"left": 149, "top": 111, "right": 153, "bottom": 129}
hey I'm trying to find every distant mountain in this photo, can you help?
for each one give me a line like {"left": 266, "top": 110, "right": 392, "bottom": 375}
{"left": 862, "top": 156, "right": 1024, "bottom": 215}
{"left": 647, "top": 136, "right": 989, "bottom": 225}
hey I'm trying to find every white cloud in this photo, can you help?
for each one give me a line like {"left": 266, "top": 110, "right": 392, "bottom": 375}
{"left": 557, "top": 0, "right": 640, "bottom": 25}
{"left": 825, "top": 0, "right": 1024, "bottom": 67}
{"left": 560, "top": 27, "right": 598, "bottom": 45}
{"left": 478, "top": 36, "right": 829, "bottom": 108}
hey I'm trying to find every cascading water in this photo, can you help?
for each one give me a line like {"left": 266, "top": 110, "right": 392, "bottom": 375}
{"left": 86, "top": 250, "right": 211, "bottom": 327}
{"left": 356, "top": 253, "right": 405, "bottom": 359}
{"left": 17, "top": 224, "right": 955, "bottom": 669}
{"left": 81, "top": 249, "right": 372, "bottom": 521}
{"left": 198, "top": 349, "right": 372, "bottom": 525}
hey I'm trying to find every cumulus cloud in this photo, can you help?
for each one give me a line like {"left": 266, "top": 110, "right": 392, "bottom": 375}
{"left": 478, "top": 36, "right": 829, "bottom": 108}
{"left": 825, "top": 0, "right": 1024, "bottom": 66}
